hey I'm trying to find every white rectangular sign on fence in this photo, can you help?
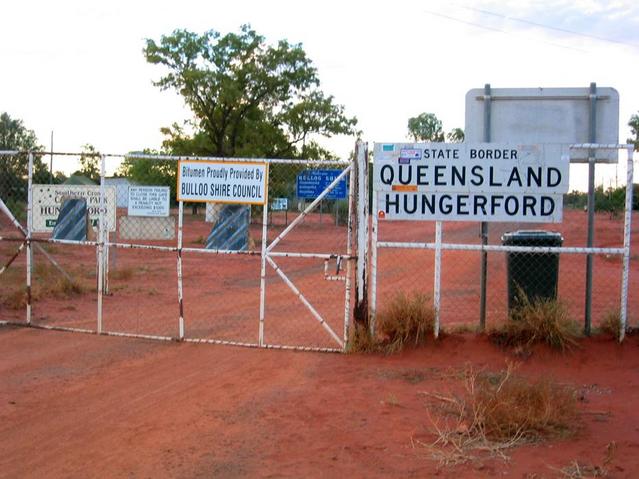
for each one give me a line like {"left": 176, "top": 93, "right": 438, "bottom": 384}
{"left": 177, "top": 160, "right": 268, "bottom": 205}
{"left": 128, "top": 186, "right": 170, "bottom": 217}
{"left": 373, "top": 143, "right": 569, "bottom": 223}
{"left": 32, "top": 185, "right": 117, "bottom": 232}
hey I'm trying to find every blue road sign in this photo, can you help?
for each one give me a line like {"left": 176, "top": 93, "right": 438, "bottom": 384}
{"left": 296, "top": 169, "right": 347, "bottom": 200}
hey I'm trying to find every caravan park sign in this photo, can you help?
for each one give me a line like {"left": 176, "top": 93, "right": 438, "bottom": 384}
{"left": 373, "top": 143, "right": 569, "bottom": 223}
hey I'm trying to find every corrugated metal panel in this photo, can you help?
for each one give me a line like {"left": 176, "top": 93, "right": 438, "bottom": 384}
{"left": 206, "top": 205, "right": 249, "bottom": 251}
{"left": 52, "top": 198, "right": 88, "bottom": 241}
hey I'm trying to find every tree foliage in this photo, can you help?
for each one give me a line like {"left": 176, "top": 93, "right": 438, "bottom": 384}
{"left": 0, "top": 113, "right": 41, "bottom": 152}
{"left": 144, "top": 25, "right": 357, "bottom": 159}
{"left": 407, "top": 113, "right": 444, "bottom": 142}
{"left": 628, "top": 111, "right": 639, "bottom": 151}
{"left": 76, "top": 143, "right": 100, "bottom": 182}
{"left": 407, "top": 112, "right": 464, "bottom": 143}
{"left": 564, "top": 185, "right": 639, "bottom": 214}
{"left": 118, "top": 150, "right": 178, "bottom": 202}
{"left": 446, "top": 127, "right": 465, "bottom": 143}
{"left": 0, "top": 113, "right": 49, "bottom": 212}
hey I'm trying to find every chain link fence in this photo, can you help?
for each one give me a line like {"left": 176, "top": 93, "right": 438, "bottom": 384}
{"left": 372, "top": 150, "right": 637, "bottom": 337}
{"left": 0, "top": 152, "right": 354, "bottom": 352}
{"left": 2, "top": 147, "right": 636, "bottom": 347}
{"left": 0, "top": 152, "right": 29, "bottom": 324}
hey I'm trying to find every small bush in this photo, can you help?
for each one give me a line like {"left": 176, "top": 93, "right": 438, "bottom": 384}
{"left": 469, "top": 366, "right": 578, "bottom": 442}
{"left": 347, "top": 291, "right": 436, "bottom": 354}
{"left": 598, "top": 310, "right": 622, "bottom": 340}
{"left": 3, "top": 289, "right": 26, "bottom": 310}
{"left": 36, "top": 277, "right": 85, "bottom": 299}
{"left": 423, "top": 363, "right": 579, "bottom": 465}
{"left": 111, "top": 267, "right": 135, "bottom": 281}
{"left": 490, "top": 295, "right": 580, "bottom": 351}
{"left": 377, "top": 291, "right": 435, "bottom": 354}
{"left": 346, "top": 322, "right": 380, "bottom": 353}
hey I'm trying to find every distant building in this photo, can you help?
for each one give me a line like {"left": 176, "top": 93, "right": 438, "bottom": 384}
{"left": 63, "top": 174, "right": 96, "bottom": 186}
{"left": 104, "top": 177, "right": 136, "bottom": 208}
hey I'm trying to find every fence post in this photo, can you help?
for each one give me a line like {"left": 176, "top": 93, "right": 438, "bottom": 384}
{"left": 479, "top": 83, "right": 491, "bottom": 331}
{"left": 584, "top": 82, "right": 598, "bottom": 336}
{"left": 177, "top": 201, "right": 185, "bottom": 340}
{"left": 434, "top": 221, "right": 442, "bottom": 338}
{"left": 353, "top": 140, "right": 370, "bottom": 332}
{"left": 619, "top": 145, "right": 635, "bottom": 341}
{"left": 344, "top": 154, "right": 357, "bottom": 345}
{"left": 259, "top": 163, "right": 270, "bottom": 347}
{"left": 26, "top": 152, "right": 33, "bottom": 325}
{"left": 97, "top": 154, "right": 105, "bottom": 334}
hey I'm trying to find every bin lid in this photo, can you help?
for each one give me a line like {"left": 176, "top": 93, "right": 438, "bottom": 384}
{"left": 501, "top": 230, "right": 563, "bottom": 246}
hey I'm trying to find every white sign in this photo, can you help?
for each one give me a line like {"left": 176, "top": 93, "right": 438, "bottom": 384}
{"left": 32, "top": 185, "right": 116, "bottom": 232}
{"left": 374, "top": 143, "right": 569, "bottom": 223}
{"left": 177, "top": 160, "right": 267, "bottom": 205}
{"left": 465, "top": 87, "right": 619, "bottom": 163}
{"left": 271, "top": 197, "right": 288, "bottom": 211}
{"left": 128, "top": 186, "right": 170, "bottom": 217}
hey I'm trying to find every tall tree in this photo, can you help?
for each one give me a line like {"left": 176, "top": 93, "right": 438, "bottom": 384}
{"left": 407, "top": 113, "right": 444, "bottom": 142}
{"left": 446, "top": 127, "right": 465, "bottom": 143}
{"left": 407, "top": 112, "right": 464, "bottom": 143}
{"left": 76, "top": 143, "right": 100, "bottom": 182}
{"left": 0, "top": 112, "right": 40, "bottom": 152}
{"left": 628, "top": 111, "right": 639, "bottom": 151}
{"left": 0, "top": 113, "right": 49, "bottom": 212}
{"left": 144, "top": 25, "right": 357, "bottom": 159}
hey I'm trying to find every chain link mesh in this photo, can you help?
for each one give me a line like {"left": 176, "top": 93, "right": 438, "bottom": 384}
{"left": 2, "top": 152, "right": 635, "bottom": 345}
{"left": 374, "top": 161, "right": 635, "bottom": 333}
{"left": 0, "top": 153, "right": 353, "bottom": 349}
{"left": 0, "top": 153, "right": 28, "bottom": 323}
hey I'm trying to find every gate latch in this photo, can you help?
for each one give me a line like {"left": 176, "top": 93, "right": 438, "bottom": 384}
{"left": 324, "top": 256, "right": 346, "bottom": 282}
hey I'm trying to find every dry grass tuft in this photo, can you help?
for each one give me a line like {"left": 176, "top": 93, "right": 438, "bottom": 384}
{"left": 555, "top": 441, "right": 617, "bottom": 478}
{"left": 420, "top": 363, "right": 579, "bottom": 465}
{"left": 3, "top": 289, "right": 27, "bottom": 310}
{"left": 377, "top": 291, "right": 435, "bottom": 354}
{"left": 347, "top": 291, "right": 436, "bottom": 354}
{"left": 346, "top": 323, "right": 380, "bottom": 353}
{"left": 31, "top": 263, "right": 87, "bottom": 300}
{"left": 111, "top": 267, "right": 135, "bottom": 281}
{"left": 489, "top": 294, "right": 580, "bottom": 352}
{"left": 2, "top": 275, "right": 85, "bottom": 310}
{"left": 39, "top": 276, "right": 86, "bottom": 298}
{"left": 598, "top": 310, "right": 622, "bottom": 341}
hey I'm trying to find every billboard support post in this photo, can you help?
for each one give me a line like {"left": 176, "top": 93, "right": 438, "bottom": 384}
{"left": 479, "top": 83, "right": 491, "bottom": 331}
{"left": 584, "top": 82, "right": 597, "bottom": 336}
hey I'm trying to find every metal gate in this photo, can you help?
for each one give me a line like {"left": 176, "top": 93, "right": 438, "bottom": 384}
{"left": 0, "top": 150, "right": 361, "bottom": 353}
{"left": 258, "top": 159, "right": 355, "bottom": 352}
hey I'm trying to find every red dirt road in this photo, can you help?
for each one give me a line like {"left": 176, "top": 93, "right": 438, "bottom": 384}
{"left": 2, "top": 326, "right": 639, "bottom": 478}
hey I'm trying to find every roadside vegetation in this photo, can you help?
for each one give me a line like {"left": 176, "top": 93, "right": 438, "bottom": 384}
{"left": 421, "top": 363, "right": 579, "bottom": 465}
{"left": 489, "top": 294, "right": 581, "bottom": 352}
{"left": 348, "top": 291, "right": 435, "bottom": 354}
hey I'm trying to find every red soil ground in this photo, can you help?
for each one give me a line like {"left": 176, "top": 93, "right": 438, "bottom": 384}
{"left": 1, "top": 205, "right": 639, "bottom": 477}
{"left": 2, "top": 326, "right": 639, "bottom": 478}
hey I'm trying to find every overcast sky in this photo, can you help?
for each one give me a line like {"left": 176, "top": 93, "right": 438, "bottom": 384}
{"left": 2, "top": 0, "right": 638, "bottom": 189}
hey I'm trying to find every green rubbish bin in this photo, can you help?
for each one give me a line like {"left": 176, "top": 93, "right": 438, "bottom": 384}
{"left": 501, "top": 230, "right": 563, "bottom": 312}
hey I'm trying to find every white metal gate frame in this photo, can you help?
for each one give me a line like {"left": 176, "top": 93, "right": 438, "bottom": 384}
{"left": 260, "top": 159, "right": 355, "bottom": 352}
{"left": 370, "top": 144, "right": 635, "bottom": 341}
{"left": 0, "top": 151, "right": 357, "bottom": 353}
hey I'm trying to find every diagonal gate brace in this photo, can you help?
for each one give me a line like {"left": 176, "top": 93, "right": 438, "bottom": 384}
{"left": 266, "top": 255, "right": 344, "bottom": 348}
